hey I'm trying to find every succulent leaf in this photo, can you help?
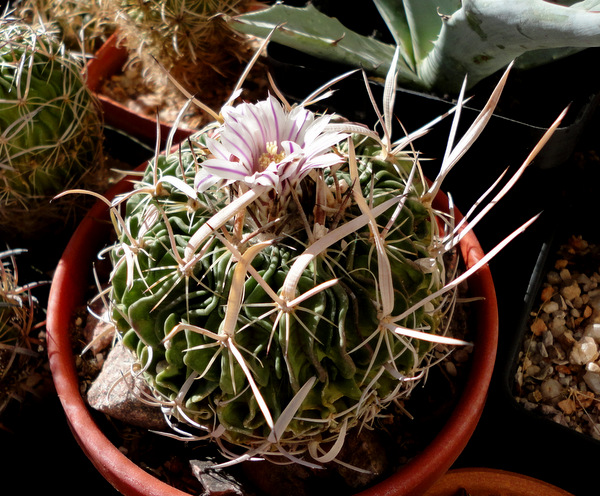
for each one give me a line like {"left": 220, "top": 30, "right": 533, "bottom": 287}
{"left": 231, "top": 0, "right": 600, "bottom": 94}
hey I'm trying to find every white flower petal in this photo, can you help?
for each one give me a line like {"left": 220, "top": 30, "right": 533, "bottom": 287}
{"left": 286, "top": 106, "right": 313, "bottom": 143}
{"left": 194, "top": 169, "right": 221, "bottom": 193}
{"left": 202, "top": 158, "right": 250, "bottom": 181}
{"left": 303, "top": 113, "right": 332, "bottom": 144}
{"left": 206, "top": 137, "right": 232, "bottom": 161}
{"left": 300, "top": 153, "right": 344, "bottom": 175}
{"left": 220, "top": 123, "right": 257, "bottom": 168}
{"left": 277, "top": 156, "right": 302, "bottom": 183}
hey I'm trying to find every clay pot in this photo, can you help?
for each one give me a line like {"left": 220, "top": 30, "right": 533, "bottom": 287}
{"left": 85, "top": 33, "right": 196, "bottom": 147}
{"left": 423, "top": 468, "right": 574, "bottom": 496}
{"left": 46, "top": 163, "right": 498, "bottom": 496}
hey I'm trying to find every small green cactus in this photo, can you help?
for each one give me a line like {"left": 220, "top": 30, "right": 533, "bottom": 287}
{"left": 0, "top": 15, "right": 105, "bottom": 238}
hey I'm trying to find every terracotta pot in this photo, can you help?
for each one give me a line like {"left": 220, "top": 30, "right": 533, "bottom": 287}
{"left": 85, "top": 33, "right": 196, "bottom": 147}
{"left": 422, "top": 468, "right": 574, "bottom": 496}
{"left": 46, "top": 163, "right": 498, "bottom": 496}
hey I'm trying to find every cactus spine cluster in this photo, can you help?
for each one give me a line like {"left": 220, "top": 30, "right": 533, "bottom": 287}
{"left": 0, "top": 15, "right": 105, "bottom": 237}
{"left": 14, "top": 0, "right": 115, "bottom": 53}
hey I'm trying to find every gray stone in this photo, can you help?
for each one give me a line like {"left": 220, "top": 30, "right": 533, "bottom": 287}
{"left": 189, "top": 460, "right": 245, "bottom": 496}
{"left": 87, "top": 341, "right": 168, "bottom": 430}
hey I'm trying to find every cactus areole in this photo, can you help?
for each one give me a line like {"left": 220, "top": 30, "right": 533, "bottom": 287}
{"left": 104, "top": 86, "right": 485, "bottom": 469}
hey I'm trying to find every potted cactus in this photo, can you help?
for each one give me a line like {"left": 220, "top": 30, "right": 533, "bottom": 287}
{"left": 47, "top": 43, "right": 564, "bottom": 494}
{"left": 0, "top": 13, "right": 106, "bottom": 242}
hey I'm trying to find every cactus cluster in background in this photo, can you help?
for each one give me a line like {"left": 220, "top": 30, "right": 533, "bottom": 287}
{"left": 13, "top": 0, "right": 116, "bottom": 53}
{"left": 0, "top": 14, "right": 106, "bottom": 238}
{"left": 103, "top": 0, "right": 265, "bottom": 116}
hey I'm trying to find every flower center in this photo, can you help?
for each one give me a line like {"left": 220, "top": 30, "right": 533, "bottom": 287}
{"left": 258, "top": 141, "right": 286, "bottom": 171}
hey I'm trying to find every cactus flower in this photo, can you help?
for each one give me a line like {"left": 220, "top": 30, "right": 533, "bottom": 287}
{"left": 198, "top": 94, "right": 349, "bottom": 193}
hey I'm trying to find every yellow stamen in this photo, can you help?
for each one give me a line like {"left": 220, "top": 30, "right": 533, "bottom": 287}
{"left": 258, "top": 141, "right": 286, "bottom": 171}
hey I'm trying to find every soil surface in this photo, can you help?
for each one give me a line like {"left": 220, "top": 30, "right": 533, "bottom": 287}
{"left": 100, "top": 51, "right": 271, "bottom": 134}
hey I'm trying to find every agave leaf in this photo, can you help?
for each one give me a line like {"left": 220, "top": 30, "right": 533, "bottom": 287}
{"left": 424, "top": 0, "right": 600, "bottom": 92}
{"left": 374, "top": 0, "right": 461, "bottom": 67}
{"left": 231, "top": 1, "right": 600, "bottom": 94}
{"left": 228, "top": 3, "right": 420, "bottom": 88}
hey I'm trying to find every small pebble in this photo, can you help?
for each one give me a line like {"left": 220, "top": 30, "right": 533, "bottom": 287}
{"left": 584, "top": 323, "right": 600, "bottom": 343}
{"left": 588, "top": 289, "right": 600, "bottom": 299}
{"left": 558, "top": 398, "right": 577, "bottom": 415}
{"left": 559, "top": 268, "right": 572, "bottom": 282}
{"left": 452, "top": 349, "right": 470, "bottom": 363}
{"left": 584, "top": 370, "right": 600, "bottom": 394}
{"left": 530, "top": 318, "right": 547, "bottom": 336}
{"left": 540, "top": 378, "right": 563, "bottom": 403}
{"left": 570, "top": 336, "right": 598, "bottom": 365}
{"left": 444, "top": 361, "right": 457, "bottom": 377}
{"left": 547, "top": 271, "right": 561, "bottom": 285}
{"left": 561, "top": 282, "right": 581, "bottom": 301}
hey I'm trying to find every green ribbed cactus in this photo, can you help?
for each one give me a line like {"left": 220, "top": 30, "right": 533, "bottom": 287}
{"left": 0, "top": 15, "right": 105, "bottom": 237}
{"left": 79, "top": 52, "right": 560, "bottom": 469}
{"left": 109, "top": 127, "right": 442, "bottom": 460}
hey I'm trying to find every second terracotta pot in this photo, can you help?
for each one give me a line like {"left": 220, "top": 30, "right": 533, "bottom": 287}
{"left": 85, "top": 33, "right": 196, "bottom": 147}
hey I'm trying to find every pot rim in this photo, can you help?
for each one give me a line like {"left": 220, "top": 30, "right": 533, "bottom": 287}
{"left": 47, "top": 162, "right": 498, "bottom": 496}
{"left": 422, "top": 467, "right": 574, "bottom": 496}
{"left": 84, "top": 32, "right": 196, "bottom": 147}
